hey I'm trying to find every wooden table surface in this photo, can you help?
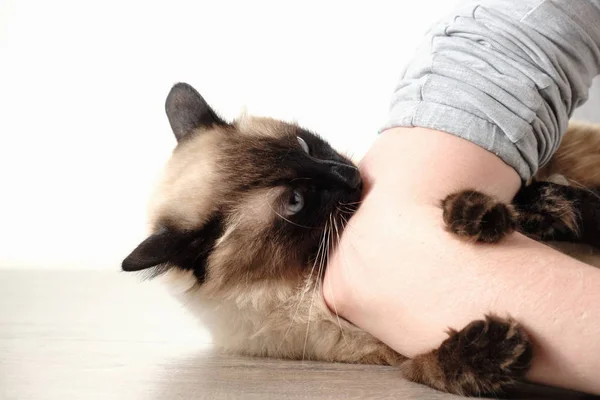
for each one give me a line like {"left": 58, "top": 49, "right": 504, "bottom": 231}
{"left": 1, "top": 269, "right": 597, "bottom": 400}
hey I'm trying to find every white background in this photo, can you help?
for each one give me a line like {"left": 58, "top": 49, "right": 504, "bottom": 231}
{"left": 0, "top": 0, "right": 514, "bottom": 270}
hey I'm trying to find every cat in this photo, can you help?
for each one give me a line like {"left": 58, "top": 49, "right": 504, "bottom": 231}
{"left": 122, "top": 82, "right": 600, "bottom": 396}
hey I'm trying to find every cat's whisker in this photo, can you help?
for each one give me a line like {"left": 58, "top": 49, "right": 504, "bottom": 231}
{"left": 337, "top": 202, "right": 358, "bottom": 210}
{"left": 336, "top": 201, "right": 359, "bottom": 215}
{"left": 310, "top": 216, "right": 334, "bottom": 339}
{"left": 340, "top": 208, "right": 357, "bottom": 215}
{"left": 280, "top": 219, "right": 328, "bottom": 353}
{"left": 331, "top": 211, "right": 364, "bottom": 303}
{"left": 302, "top": 241, "right": 325, "bottom": 361}
{"left": 302, "top": 217, "right": 331, "bottom": 362}
{"left": 338, "top": 200, "right": 362, "bottom": 206}
{"left": 327, "top": 213, "right": 348, "bottom": 345}
{"left": 335, "top": 206, "right": 355, "bottom": 216}
{"left": 340, "top": 214, "right": 349, "bottom": 229}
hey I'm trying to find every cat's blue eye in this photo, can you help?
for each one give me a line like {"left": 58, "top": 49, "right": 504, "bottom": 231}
{"left": 285, "top": 190, "right": 304, "bottom": 215}
{"left": 297, "top": 136, "right": 310, "bottom": 154}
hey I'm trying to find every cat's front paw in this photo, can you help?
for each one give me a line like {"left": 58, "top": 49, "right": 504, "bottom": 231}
{"left": 401, "top": 314, "right": 532, "bottom": 396}
{"left": 441, "top": 190, "right": 516, "bottom": 243}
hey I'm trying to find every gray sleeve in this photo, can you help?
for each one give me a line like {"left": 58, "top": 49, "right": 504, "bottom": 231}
{"left": 382, "top": 0, "right": 600, "bottom": 181}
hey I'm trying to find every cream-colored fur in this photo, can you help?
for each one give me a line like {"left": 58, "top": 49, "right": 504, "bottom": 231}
{"left": 235, "top": 114, "right": 294, "bottom": 139}
{"left": 157, "top": 268, "right": 400, "bottom": 364}
{"left": 150, "top": 130, "right": 226, "bottom": 231}
{"left": 536, "top": 121, "right": 600, "bottom": 188}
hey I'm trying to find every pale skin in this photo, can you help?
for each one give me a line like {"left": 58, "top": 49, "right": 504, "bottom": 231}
{"left": 323, "top": 127, "right": 600, "bottom": 395}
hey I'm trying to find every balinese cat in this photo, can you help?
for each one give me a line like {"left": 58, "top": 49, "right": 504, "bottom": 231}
{"left": 122, "top": 82, "right": 600, "bottom": 396}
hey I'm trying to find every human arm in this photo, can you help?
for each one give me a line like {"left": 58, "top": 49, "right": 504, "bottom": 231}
{"left": 324, "top": 0, "right": 600, "bottom": 394}
{"left": 324, "top": 127, "right": 600, "bottom": 394}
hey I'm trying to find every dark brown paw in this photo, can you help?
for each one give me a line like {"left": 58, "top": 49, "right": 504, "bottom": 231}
{"left": 514, "top": 182, "right": 579, "bottom": 241}
{"left": 401, "top": 315, "right": 532, "bottom": 396}
{"left": 442, "top": 190, "right": 517, "bottom": 243}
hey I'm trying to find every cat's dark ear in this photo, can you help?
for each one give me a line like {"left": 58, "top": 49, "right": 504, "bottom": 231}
{"left": 165, "top": 82, "right": 228, "bottom": 141}
{"left": 121, "top": 228, "right": 195, "bottom": 272}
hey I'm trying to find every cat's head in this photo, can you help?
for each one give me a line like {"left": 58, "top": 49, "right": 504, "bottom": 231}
{"left": 122, "top": 83, "right": 362, "bottom": 290}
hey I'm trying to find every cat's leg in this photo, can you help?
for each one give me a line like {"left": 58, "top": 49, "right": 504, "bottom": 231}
{"left": 400, "top": 314, "right": 532, "bottom": 396}
{"left": 514, "top": 180, "right": 600, "bottom": 249}
{"left": 512, "top": 181, "right": 580, "bottom": 242}
{"left": 442, "top": 183, "right": 600, "bottom": 248}
{"left": 441, "top": 190, "right": 517, "bottom": 243}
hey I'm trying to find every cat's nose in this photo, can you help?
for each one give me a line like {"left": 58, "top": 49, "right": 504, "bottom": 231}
{"left": 331, "top": 164, "right": 362, "bottom": 190}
